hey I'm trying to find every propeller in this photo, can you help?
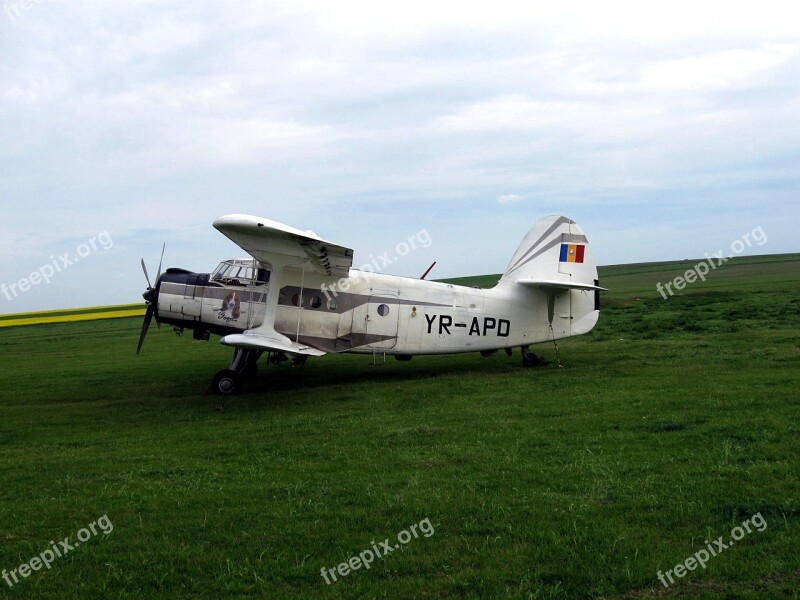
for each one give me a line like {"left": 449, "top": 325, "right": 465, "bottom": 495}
{"left": 137, "top": 244, "right": 165, "bottom": 355}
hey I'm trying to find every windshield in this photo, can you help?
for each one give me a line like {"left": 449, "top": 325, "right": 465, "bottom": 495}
{"left": 211, "top": 260, "right": 270, "bottom": 285}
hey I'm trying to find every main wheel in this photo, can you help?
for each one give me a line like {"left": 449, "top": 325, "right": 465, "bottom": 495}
{"left": 211, "top": 369, "right": 242, "bottom": 396}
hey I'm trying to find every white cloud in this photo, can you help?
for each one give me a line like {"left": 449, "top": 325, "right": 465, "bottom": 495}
{"left": 641, "top": 43, "right": 800, "bottom": 90}
{"left": 286, "top": 0, "right": 800, "bottom": 42}
{"left": 497, "top": 194, "right": 523, "bottom": 204}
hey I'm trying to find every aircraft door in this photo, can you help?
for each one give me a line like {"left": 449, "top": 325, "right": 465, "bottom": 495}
{"left": 352, "top": 294, "right": 400, "bottom": 349}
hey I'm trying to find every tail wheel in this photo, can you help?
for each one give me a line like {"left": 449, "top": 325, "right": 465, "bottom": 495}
{"left": 521, "top": 346, "right": 547, "bottom": 368}
{"left": 211, "top": 369, "right": 242, "bottom": 395}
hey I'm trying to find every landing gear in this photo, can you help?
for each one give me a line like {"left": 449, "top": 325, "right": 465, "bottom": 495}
{"left": 211, "top": 369, "right": 242, "bottom": 396}
{"left": 211, "top": 348, "right": 263, "bottom": 396}
{"left": 242, "top": 361, "right": 259, "bottom": 381}
{"left": 268, "top": 352, "right": 289, "bottom": 366}
{"left": 521, "top": 345, "right": 548, "bottom": 368}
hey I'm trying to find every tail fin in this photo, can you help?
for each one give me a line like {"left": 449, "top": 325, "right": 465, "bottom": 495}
{"left": 500, "top": 215, "right": 604, "bottom": 336}
{"left": 501, "top": 215, "right": 600, "bottom": 286}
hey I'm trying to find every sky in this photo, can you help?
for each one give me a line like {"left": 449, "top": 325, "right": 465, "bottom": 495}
{"left": 1, "top": 0, "right": 799, "bottom": 312}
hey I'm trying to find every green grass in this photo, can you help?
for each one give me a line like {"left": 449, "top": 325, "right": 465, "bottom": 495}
{"left": 0, "top": 254, "right": 798, "bottom": 599}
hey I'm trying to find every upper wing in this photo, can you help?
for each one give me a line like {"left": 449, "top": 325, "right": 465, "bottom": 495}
{"left": 213, "top": 214, "right": 354, "bottom": 278}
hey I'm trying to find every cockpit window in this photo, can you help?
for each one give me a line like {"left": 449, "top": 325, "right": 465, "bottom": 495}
{"left": 212, "top": 259, "right": 270, "bottom": 286}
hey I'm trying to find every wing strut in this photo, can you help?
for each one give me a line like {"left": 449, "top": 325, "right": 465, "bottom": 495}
{"left": 219, "top": 257, "right": 324, "bottom": 356}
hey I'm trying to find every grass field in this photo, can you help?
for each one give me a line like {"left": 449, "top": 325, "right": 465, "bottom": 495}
{"left": 0, "top": 254, "right": 798, "bottom": 599}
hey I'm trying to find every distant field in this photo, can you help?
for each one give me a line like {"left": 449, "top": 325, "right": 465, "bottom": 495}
{"left": 0, "top": 303, "right": 144, "bottom": 328}
{"left": 0, "top": 254, "right": 798, "bottom": 599}
{"left": 442, "top": 252, "right": 800, "bottom": 297}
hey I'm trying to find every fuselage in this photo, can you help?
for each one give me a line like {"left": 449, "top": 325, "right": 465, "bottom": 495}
{"left": 153, "top": 262, "right": 599, "bottom": 356}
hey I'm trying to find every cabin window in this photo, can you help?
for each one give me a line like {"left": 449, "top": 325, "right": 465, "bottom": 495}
{"left": 310, "top": 295, "right": 323, "bottom": 309}
{"left": 292, "top": 294, "right": 303, "bottom": 307}
{"left": 377, "top": 304, "right": 390, "bottom": 317}
{"left": 212, "top": 259, "right": 270, "bottom": 286}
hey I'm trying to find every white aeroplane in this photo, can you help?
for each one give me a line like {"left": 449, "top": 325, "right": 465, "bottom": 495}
{"left": 138, "top": 214, "right": 604, "bottom": 395}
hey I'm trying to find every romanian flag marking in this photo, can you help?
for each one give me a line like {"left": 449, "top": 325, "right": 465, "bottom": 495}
{"left": 559, "top": 243, "right": 585, "bottom": 263}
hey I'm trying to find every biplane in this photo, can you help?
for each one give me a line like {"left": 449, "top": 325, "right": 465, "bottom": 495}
{"left": 138, "top": 214, "right": 604, "bottom": 395}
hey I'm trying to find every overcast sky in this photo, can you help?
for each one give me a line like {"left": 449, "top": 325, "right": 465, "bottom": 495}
{"left": 2, "top": 1, "right": 799, "bottom": 311}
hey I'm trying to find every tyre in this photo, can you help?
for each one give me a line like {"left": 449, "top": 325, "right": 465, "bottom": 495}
{"left": 211, "top": 369, "right": 242, "bottom": 395}
{"left": 521, "top": 346, "right": 547, "bottom": 368}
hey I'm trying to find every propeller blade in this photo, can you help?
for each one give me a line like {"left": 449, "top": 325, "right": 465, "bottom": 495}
{"left": 138, "top": 245, "right": 166, "bottom": 351}
{"left": 155, "top": 242, "right": 165, "bottom": 282}
{"left": 137, "top": 304, "right": 155, "bottom": 355}
{"left": 141, "top": 258, "right": 152, "bottom": 290}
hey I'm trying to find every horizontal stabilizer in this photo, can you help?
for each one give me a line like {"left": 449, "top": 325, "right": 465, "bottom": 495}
{"left": 516, "top": 278, "right": 608, "bottom": 292}
{"left": 219, "top": 333, "right": 326, "bottom": 356}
